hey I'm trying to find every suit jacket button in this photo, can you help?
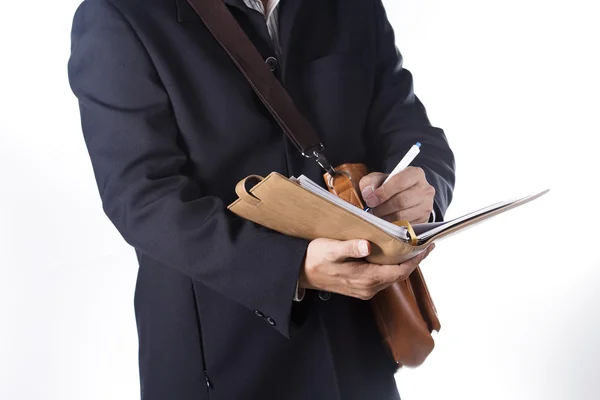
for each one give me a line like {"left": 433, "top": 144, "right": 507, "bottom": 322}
{"left": 265, "top": 56, "right": 278, "bottom": 72}
{"left": 266, "top": 316, "right": 276, "bottom": 326}
{"left": 254, "top": 310, "right": 265, "bottom": 318}
{"left": 318, "top": 291, "right": 331, "bottom": 301}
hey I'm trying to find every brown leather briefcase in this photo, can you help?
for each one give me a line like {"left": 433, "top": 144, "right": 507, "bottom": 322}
{"left": 324, "top": 164, "right": 440, "bottom": 367}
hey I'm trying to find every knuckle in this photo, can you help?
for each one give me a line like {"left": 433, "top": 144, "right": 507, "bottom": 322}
{"left": 354, "top": 276, "right": 373, "bottom": 289}
{"left": 428, "top": 185, "right": 436, "bottom": 196}
{"left": 379, "top": 184, "right": 389, "bottom": 200}
{"left": 304, "top": 263, "right": 318, "bottom": 277}
{"left": 411, "top": 166, "right": 425, "bottom": 178}
{"left": 368, "top": 274, "right": 384, "bottom": 287}
{"left": 425, "top": 203, "right": 434, "bottom": 215}
{"left": 324, "top": 249, "right": 338, "bottom": 262}
{"left": 383, "top": 213, "right": 400, "bottom": 223}
{"left": 392, "top": 193, "right": 409, "bottom": 210}
{"left": 345, "top": 243, "right": 357, "bottom": 258}
{"left": 397, "top": 272, "right": 410, "bottom": 281}
{"left": 359, "top": 290, "right": 375, "bottom": 300}
{"left": 399, "top": 261, "right": 417, "bottom": 275}
{"left": 393, "top": 211, "right": 406, "bottom": 222}
{"left": 402, "top": 192, "right": 412, "bottom": 206}
{"left": 350, "top": 276, "right": 366, "bottom": 289}
{"left": 394, "top": 193, "right": 406, "bottom": 208}
{"left": 394, "top": 268, "right": 409, "bottom": 281}
{"left": 358, "top": 176, "right": 370, "bottom": 190}
{"left": 409, "top": 261, "right": 420, "bottom": 271}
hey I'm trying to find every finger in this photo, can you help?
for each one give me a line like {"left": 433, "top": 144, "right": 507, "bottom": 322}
{"left": 372, "top": 186, "right": 422, "bottom": 218}
{"left": 377, "top": 202, "right": 423, "bottom": 222}
{"left": 394, "top": 244, "right": 436, "bottom": 279}
{"left": 371, "top": 167, "right": 425, "bottom": 205}
{"left": 341, "top": 244, "right": 437, "bottom": 300}
{"left": 380, "top": 205, "right": 432, "bottom": 224}
{"left": 359, "top": 172, "right": 388, "bottom": 203}
{"left": 344, "top": 245, "right": 436, "bottom": 298}
{"left": 380, "top": 167, "right": 423, "bottom": 196}
{"left": 354, "top": 243, "right": 435, "bottom": 279}
{"left": 367, "top": 262, "right": 420, "bottom": 284}
{"left": 416, "top": 243, "right": 435, "bottom": 262}
{"left": 341, "top": 264, "right": 405, "bottom": 301}
{"left": 409, "top": 244, "right": 435, "bottom": 265}
{"left": 326, "top": 239, "right": 371, "bottom": 262}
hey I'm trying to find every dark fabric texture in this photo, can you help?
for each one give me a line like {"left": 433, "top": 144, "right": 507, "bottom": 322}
{"left": 67, "top": 0, "right": 455, "bottom": 399}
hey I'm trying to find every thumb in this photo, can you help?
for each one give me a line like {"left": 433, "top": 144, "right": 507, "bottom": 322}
{"left": 329, "top": 239, "right": 371, "bottom": 261}
{"left": 359, "top": 172, "right": 387, "bottom": 205}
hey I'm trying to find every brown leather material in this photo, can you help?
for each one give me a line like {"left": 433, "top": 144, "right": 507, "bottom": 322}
{"left": 323, "top": 163, "right": 368, "bottom": 209}
{"left": 323, "top": 163, "right": 439, "bottom": 367}
{"left": 235, "top": 175, "right": 264, "bottom": 206}
{"left": 409, "top": 267, "right": 441, "bottom": 332}
{"left": 324, "top": 163, "right": 368, "bottom": 187}
{"left": 327, "top": 174, "right": 364, "bottom": 209}
{"left": 370, "top": 278, "right": 435, "bottom": 366}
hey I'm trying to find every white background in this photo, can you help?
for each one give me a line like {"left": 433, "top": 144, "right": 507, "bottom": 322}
{"left": 0, "top": 0, "right": 598, "bottom": 399}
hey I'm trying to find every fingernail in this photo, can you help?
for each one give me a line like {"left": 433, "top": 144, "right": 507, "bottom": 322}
{"left": 358, "top": 241, "right": 370, "bottom": 257}
{"left": 362, "top": 186, "right": 380, "bottom": 208}
{"left": 364, "top": 193, "right": 381, "bottom": 208}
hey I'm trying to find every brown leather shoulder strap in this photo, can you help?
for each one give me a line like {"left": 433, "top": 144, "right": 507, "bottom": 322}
{"left": 185, "top": 0, "right": 335, "bottom": 174}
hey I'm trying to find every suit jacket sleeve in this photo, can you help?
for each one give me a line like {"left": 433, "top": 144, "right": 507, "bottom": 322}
{"left": 366, "top": 0, "right": 456, "bottom": 219}
{"left": 67, "top": 0, "right": 307, "bottom": 338}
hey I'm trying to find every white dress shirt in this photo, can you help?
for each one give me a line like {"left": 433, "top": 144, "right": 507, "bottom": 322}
{"left": 241, "top": 0, "right": 283, "bottom": 58}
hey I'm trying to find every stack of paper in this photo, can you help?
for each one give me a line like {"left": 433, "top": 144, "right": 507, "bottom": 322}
{"left": 294, "top": 175, "right": 548, "bottom": 245}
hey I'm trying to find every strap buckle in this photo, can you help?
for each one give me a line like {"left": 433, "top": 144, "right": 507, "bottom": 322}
{"left": 305, "top": 145, "right": 336, "bottom": 176}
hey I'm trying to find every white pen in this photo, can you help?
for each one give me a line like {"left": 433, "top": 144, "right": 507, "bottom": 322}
{"left": 364, "top": 142, "right": 421, "bottom": 212}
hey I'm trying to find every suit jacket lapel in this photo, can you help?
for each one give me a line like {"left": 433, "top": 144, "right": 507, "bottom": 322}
{"left": 176, "top": 0, "right": 248, "bottom": 23}
{"left": 176, "top": 0, "right": 199, "bottom": 22}
{"left": 278, "top": 0, "right": 305, "bottom": 77}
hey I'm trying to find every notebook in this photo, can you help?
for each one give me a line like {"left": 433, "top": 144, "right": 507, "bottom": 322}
{"left": 293, "top": 175, "right": 548, "bottom": 245}
{"left": 228, "top": 172, "right": 549, "bottom": 264}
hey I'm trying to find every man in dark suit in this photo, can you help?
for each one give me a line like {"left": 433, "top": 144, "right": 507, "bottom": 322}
{"left": 68, "top": 0, "right": 455, "bottom": 398}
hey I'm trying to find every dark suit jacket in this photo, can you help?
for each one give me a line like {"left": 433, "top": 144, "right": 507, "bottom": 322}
{"left": 68, "top": 0, "right": 455, "bottom": 399}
